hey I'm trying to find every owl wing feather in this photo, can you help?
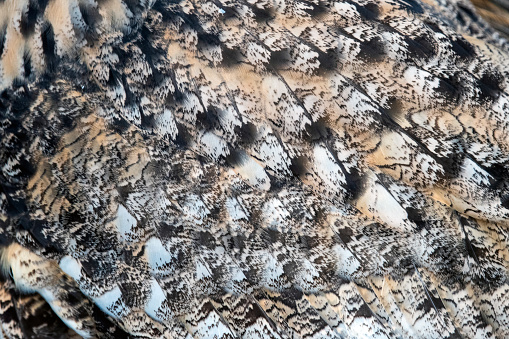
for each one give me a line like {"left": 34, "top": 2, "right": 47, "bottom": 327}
{"left": 1, "top": 0, "right": 509, "bottom": 338}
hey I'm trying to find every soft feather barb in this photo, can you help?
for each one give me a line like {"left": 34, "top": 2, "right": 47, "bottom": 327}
{"left": 1, "top": 0, "right": 509, "bottom": 338}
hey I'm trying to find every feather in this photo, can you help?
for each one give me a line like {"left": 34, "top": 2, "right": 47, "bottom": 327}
{"left": 1, "top": 0, "right": 509, "bottom": 338}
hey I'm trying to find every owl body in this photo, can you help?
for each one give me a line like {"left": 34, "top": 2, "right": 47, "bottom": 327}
{"left": 1, "top": 0, "right": 509, "bottom": 338}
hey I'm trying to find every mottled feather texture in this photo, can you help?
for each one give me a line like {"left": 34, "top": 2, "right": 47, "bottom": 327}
{"left": 1, "top": 0, "right": 509, "bottom": 338}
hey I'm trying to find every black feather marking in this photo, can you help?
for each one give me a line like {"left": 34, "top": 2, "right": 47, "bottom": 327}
{"left": 197, "top": 231, "right": 216, "bottom": 250}
{"left": 457, "top": 3, "right": 478, "bottom": 22}
{"left": 268, "top": 49, "right": 291, "bottom": 70}
{"left": 219, "top": 46, "right": 244, "bottom": 67}
{"left": 397, "top": 0, "right": 424, "bottom": 14}
{"left": 424, "top": 20, "right": 444, "bottom": 34}
{"left": 385, "top": 97, "right": 404, "bottom": 121}
{"left": 250, "top": 5, "right": 276, "bottom": 23}
{"left": 500, "top": 194, "right": 509, "bottom": 209}
{"left": 225, "top": 148, "right": 245, "bottom": 167}
{"left": 436, "top": 76, "right": 462, "bottom": 104}
{"left": 33, "top": 0, "right": 50, "bottom": 12}
{"left": 110, "top": 115, "right": 132, "bottom": 135}
{"left": 437, "top": 151, "right": 465, "bottom": 181}
{"left": 139, "top": 105, "right": 157, "bottom": 130}
{"left": 404, "top": 34, "right": 436, "bottom": 61}
{"left": 20, "top": 1, "right": 38, "bottom": 37}
{"left": 344, "top": 167, "right": 365, "bottom": 201}
{"left": 349, "top": 1, "right": 380, "bottom": 20}
{"left": 41, "top": 23, "right": 57, "bottom": 72}
{"left": 0, "top": 26, "right": 5, "bottom": 57}
{"left": 23, "top": 52, "right": 32, "bottom": 79}
{"left": 355, "top": 301, "right": 375, "bottom": 318}
{"left": 235, "top": 121, "right": 258, "bottom": 146}
{"left": 459, "top": 217, "right": 480, "bottom": 264}
{"left": 405, "top": 207, "right": 426, "bottom": 231}
{"left": 450, "top": 37, "right": 476, "bottom": 59}
{"left": 196, "top": 106, "right": 220, "bottom": 131}
{"left": 79, "top": 3, "right": 101, "bottom": 42}
{"left": 317, "top": 48, "right": 340, "bottom": 74}
{"left": 174, "top": 123, "right": 192, "bottom": 148}
{"left": 79, "top": 3, "right": 101, "bottom": 27}
{"left": 477, "top": 71, "right": 503, "bottom": 102}
{"left": 289, "top": 155, "right": 311, "bottom": 178}
{"left": 358, "top": 36, "right": 386, "bottom": 62}
{"left": 304, "top": 118, "right": 329, "bottom": 142}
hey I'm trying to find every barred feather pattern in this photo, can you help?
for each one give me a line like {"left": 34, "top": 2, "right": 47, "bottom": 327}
{"left": 1, "top": 0, "right": 509, "bottom": 338}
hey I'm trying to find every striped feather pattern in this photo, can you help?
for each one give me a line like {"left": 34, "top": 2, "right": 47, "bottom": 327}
{"left": 1, "top": 0, "right": 509, "bottom": 338}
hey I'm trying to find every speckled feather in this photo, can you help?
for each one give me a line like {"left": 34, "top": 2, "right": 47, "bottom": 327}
{"left": 1, "top": 0, "right": 509, "bottom": 338}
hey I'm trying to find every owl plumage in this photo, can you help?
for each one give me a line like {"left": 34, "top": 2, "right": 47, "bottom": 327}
{"left": 1, "top": 0, "right": 509, "bottom": 338}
